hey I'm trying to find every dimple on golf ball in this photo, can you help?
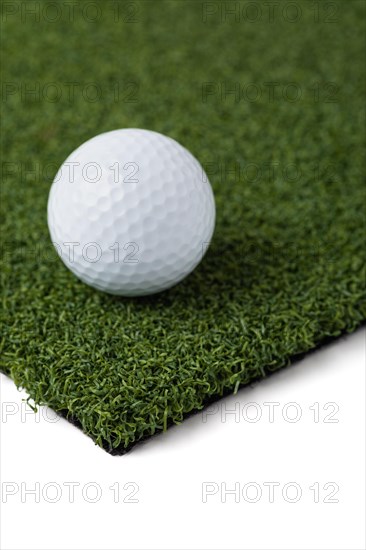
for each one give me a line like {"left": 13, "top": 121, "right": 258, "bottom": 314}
{"left": 47, "top": 129, "right": 216, "bottom": 296}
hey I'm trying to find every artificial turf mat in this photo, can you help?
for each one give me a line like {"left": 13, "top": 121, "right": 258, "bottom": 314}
{"left": 1, "top": 0, "right": 365, "bottom": 454}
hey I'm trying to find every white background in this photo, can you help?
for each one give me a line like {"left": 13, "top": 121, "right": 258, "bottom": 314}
{"left": 0, "top": 328, "right": 365, "bottom": 550}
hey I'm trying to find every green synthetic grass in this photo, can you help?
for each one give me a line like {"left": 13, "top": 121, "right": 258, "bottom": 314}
{"left": 1, "top": 0, "right": 365, "bottom": 453}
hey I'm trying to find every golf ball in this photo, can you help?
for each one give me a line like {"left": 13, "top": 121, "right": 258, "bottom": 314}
{"left": 47, "top": 129, "right": 216, "bottom": 296}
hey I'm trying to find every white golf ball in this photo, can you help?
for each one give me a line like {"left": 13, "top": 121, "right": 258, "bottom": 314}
{"left": 47, "top": 129, "right": 216, "bottom": 296}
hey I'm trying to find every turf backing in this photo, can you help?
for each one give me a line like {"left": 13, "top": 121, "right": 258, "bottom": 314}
{"left": 1, "top": 0, "right": 365, "bottom": 454}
